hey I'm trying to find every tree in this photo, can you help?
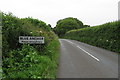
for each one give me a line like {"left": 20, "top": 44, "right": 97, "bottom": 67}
{"left": 53, "top": 17, "right": 85, "bottom": 37}
{"left": 48, "top": 24, "right": 52, "bottom": 29}
{"left": 84, "top": 25, "right": 90, "bottom": 28}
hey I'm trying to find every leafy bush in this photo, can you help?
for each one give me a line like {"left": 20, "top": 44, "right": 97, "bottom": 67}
{"left": 64, "top": 21, "right": 120, "bottom": 53}
{"left": 2, "top": 12, "right": 59, "bottom": 79}
{"left": 3, "top": 44, "right": 58, "bottom": 78}
{"left": 21, "top": 17, "right": 51, "bottom": 31}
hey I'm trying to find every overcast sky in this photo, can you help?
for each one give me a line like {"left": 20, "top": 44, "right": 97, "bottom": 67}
{"left": 0, "top": 0, "right": 119, "bottom": 27}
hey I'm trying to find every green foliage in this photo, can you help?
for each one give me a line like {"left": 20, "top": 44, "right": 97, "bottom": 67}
{"left": 64, "top": 21, "right": 120, "bottom": 53}
{"left": 21, "top": 17, "right": 51, "bottom": 31}
{"left": 83, "top": 25, "right": 90, "bottom": 27}
{"left": 3, "top": 44, "right": 58, "bottom": 78}
{"left": 2, "top": 13, "right": 31, "bottom": 56}
{"left": 2, "top": 12, "right": 60, "bottom": 79}
{"left": 0, "top": 12, "right": 2, "bottom": 80}
{"left": 53, "top": 17, "right": 88, "bottom": 37}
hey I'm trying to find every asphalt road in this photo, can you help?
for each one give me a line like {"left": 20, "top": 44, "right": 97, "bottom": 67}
{"left": 57, "top": 39, "right": 118, "bottom": 78}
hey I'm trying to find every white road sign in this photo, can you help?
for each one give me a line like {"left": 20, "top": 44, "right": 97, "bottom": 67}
{"left": 19, "top": 36, "right": 44, "bottom": 44}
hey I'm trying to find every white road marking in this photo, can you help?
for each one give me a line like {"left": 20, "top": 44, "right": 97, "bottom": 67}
{"left": 65, "top": 40, "right": 74, "bottom": 44}
{"left": 65, "top": 40, "right": 100, "bottom": 62}
{"left": 77, "top": 46, "right": 100, "bottom": 62}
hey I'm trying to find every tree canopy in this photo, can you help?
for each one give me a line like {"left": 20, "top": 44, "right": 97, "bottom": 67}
{"left": 53, "top": 17, "right": 89, "bottom": 37}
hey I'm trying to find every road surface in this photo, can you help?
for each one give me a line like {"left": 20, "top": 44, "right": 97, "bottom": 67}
{"left": 57, "top": 39, "right": 118, "bottom": 78}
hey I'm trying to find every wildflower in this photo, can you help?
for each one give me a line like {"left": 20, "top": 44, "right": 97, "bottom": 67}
{"left": 39, "top": 31, "right": 42, "bottom": 33}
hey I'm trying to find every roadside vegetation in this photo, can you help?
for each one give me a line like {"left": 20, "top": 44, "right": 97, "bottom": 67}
{"left": 53, "top": 17, "right": 90, "bottom": 37}
{"left": 64, "top": 21, "right": 120, "bottom": 53}
{"left": 2, "top": 12, "right": 59, "bottom": 79}
{"left": 1, "top": 11, "right": 119, "bottom": 79}
{"left": 0, "top": 12, "right": 2, "bottom": 79}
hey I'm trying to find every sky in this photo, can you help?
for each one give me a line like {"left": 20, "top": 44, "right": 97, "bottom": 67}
{"left": 0, "top": 0, "right": 119, "bottom": 27}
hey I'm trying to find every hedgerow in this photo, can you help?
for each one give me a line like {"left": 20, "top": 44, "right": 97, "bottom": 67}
{"left": 2, "top": 12, "right": 59, "bottom": 79}
{"left": 64, "top": 21, "right": 120, "bottom": 53}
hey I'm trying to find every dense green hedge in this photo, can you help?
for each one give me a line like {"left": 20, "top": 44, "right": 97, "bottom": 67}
{"left": 0, "top": 32, "right": 1, "bottom": 79}
{"left": 2, "top": 12, "right": 59, "bottom": 79}
{"left": 64, "top": 21, "right": 120, "bottom": 53}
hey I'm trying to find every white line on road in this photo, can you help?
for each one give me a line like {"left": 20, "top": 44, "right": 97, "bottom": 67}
{"left": 65, "top": 40, "right": 74, "bottom": 44}
{"left": 65, "top": 40, "right": 100, "bottom": 62}
{"left": 77, "top": 46, "right": 100, "bottom": 62}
